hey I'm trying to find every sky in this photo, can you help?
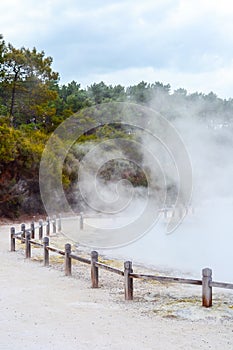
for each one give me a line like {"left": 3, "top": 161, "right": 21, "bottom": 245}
{"left": 1, "top": 0, "right": 233, "bottom": 98}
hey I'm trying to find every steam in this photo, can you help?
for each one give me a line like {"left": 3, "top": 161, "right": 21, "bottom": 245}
{"left": 40, "top": 99, "right": 233, "bottom": 280}
{"left": 109, "top": 102, "right": 233, "bottom": 281}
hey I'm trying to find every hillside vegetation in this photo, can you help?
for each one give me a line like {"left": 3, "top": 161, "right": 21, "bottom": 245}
{"left": 0, "top": 34, "right": 232, "bottom": 217}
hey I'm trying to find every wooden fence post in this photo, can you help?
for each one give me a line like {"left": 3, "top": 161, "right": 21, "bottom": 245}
{"left": 10, "top": 227, "right": 16, "bottom": 252}
{"left": 25, "top": 231, "right": 31, "bottom": 259}
{"left": 91, "top": 251, "right": 99, "bottom": 288}
{"left": 53, "top": 215, "right": 56, "bottom": 234}
{"left": 39, "top": 219, "right": 43, "bottom": 240}
{"left": 21, "top": 223, "right": 26, "bottom": 243}
{"left": 46, "top": 217, "right": 50, "bottom": 236}
{"left": 31, "top": 221, "right": 35, "bottom": 239}
{"left": 124, "top": 261, "right": 133, "bottom": 300}
{"left": 58, "top": 214, "right": 62, "bottom": 232}
{"left": 65, "top": 243, "right": 72, "bottom": 276}
{"left": 43, "top": 237, "right": 49, "bottom": 267}
{"left": 202, "top": 268, "right": 212, "bottom": 307}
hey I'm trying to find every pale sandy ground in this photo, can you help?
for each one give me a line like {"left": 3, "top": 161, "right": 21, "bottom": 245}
{"left": 1, "top": 223, "right": 233, "bottom": 350}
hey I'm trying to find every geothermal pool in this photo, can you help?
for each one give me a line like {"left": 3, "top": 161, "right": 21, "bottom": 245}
{"left": 61, "top": 199, "right": 233, "bottom": 282}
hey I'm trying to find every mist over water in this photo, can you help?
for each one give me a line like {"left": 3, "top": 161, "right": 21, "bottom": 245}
{"left": 101, "top": 114, "right": 233, "bottom": 281}
{"left": 107, "top": 200, "right": 233, "bottom": 281}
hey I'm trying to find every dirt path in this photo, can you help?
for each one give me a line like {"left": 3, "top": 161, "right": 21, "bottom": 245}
{"left": 0, "top": 224, "right": 233, "bottom": 350}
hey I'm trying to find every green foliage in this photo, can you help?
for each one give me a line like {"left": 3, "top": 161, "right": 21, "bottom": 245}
{"left": 0, "top": 124, "right": 47, "bottom": 172}
{"left": 56, "top": 80, "right": 91, "bottom": 116}
{"left": 126, "top": 81, "right": 171, "bottom": 104}
{"left": 0, "top": 124, "right": 47, "bottom": 217}
{"left": 0, "top": 124, "right": 19, "bottom": 162}
{"left": 1, "top": 34, "right": 233, "bottom": 218}
{"left": 0, "top": 40, "right": 59, "bottom": 127}
{"left": 87, "top": 81, "right": 126, "bottom": 104}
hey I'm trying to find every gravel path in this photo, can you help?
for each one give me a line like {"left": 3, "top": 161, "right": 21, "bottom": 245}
{"left": 1, "top": 223, "right": 233, "bottom": 350}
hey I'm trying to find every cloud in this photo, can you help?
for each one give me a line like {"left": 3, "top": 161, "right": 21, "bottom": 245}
{"left": 1, "top": 0, "right": 233, "bottom": 97}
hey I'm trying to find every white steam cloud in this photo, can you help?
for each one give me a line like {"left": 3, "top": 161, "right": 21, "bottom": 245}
{"left": 109, "top": 105, "right": 233, "bottom": 281}
{"left": 40, "top": 100, "right": 233, "bottom": 281}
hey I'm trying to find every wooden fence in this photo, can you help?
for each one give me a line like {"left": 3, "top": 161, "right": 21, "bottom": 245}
{"left": 9, "top": 216, "right": 233, "bottom": 308}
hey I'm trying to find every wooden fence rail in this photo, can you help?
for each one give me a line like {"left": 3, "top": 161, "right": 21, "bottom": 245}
{"left": 10, "top": 215, "right": 61, "bottom": 250}
{"left": 9, "top": 220, "right": 233, "bottom": 308}
{"left": 130, "top": 273, "right": 203, "bottom": 285}
{"left": 95, "top": 262, "right": 124, "bottom": 276}
{"left": 69, "top": 253, "right": 91, "bottom": 265}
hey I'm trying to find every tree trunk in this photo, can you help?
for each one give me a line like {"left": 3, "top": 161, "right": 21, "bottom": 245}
{"left": 9, "top": 69, "right": 18, "bottom": 124}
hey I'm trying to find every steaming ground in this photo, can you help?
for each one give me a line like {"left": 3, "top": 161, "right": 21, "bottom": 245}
{"left": 62, "top": 199, "right": 233, "bottom": 282}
